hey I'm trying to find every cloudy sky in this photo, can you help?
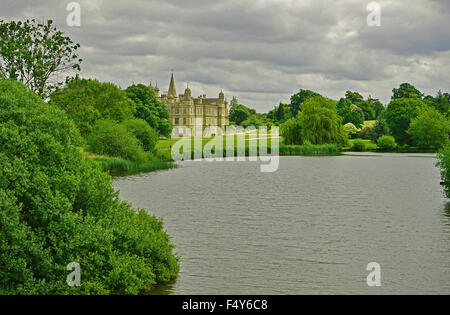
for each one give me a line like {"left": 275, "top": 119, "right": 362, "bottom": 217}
{"left": 2, "top": 0, "right": 450, "bottom": 111}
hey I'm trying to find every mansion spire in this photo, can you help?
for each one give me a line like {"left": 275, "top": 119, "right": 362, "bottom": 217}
{"left": 168, "top": 72, "right": 177, "bottom": 98}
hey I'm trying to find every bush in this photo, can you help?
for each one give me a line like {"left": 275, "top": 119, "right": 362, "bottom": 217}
{"left": 377, "top": 135, "right": 397, "bottom": 151}
{"left": 88, "top": 120, "right": 146, "bottom": 161}
{"left": 0, "top": 79, "right": 179, "bottom": 294}
{"left": 437, "top": 146, "right": 450, "bottom": 198}
{"left": 50, "top": 78, "right": 136, "bottom": 136}
{"left": 351, "top": 139, "right": 366, "bottom": 152}
{"left": 121, "top": 119, "right": 159, "bottom": 152}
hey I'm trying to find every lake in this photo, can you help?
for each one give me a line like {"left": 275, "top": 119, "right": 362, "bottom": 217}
{"left": 113, "top": 154, "right": 450, "bottom": 295}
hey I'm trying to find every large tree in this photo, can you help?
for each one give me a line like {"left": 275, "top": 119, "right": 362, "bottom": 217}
{"left": 290, "top": 89, "right": 320, "bottom": 117}
{"left": 408, "top": 106, "right": 450, "bottom": 149}
{"left": 337, "top": 98, "right": 363, "bottom": 128}
{"left": 392, "top": 83, "right": 423, "bottom": 100}
{"left": 125, "top": 84, "right": 172, "bottom": 137}
{"left": 0, "top": 19, "right": 82, "bottom": 98}
{"left": 298, "top": 96, "right": 348, "bottom": 146}
{"left": 229, "top": 104, "right": 250, "bottom": 125}
{"left": 384, "top": 98, "right": 424, "bottom": 145}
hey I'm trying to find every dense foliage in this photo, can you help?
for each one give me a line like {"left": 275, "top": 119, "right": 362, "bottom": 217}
{"left": 407, "top": 106, "right": 450, "bottom": 149}
{"left": 298, "top": 96, "right": 348, "bottom": 146}
{"left": 377, "top": 135, "right": 397, "bottom": 151}
{"left": 0, "top": 20, "right": 81, "bottom": 98}
{"left": 125, "top": 84, "right": 172, "bottom": 137}
{"left": 0, "top": 79, "right": 179, "bottom": 294}
{"left": 88, "top": 120, "right": 146, "bottom": 161}
{"left": 437, "top": 146, "right": 450, "bottom": 198}
{"left": 384, "top": 98, "right": 424, "bottom": 145}
{"left": 229, "top": 104, "right": 250, "bottom": 125}
{"left": 122, "top": 119, "right": 159, "bottom": 152}
{"left": 50, "top": 78, "right": 136, "bottom": 136}
{"left": 351, "top": 139, "right": 366, "bottom": 152}
{"left": 337, "top": 98, "right": 363, "bottom": 128}
{"left": 290, "top": 89, "right": 320, "bottom": 117}
{"left": 280, "top": 118, "right": 303, "bottom": 145}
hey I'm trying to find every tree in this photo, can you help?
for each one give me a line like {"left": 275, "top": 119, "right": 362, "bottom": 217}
{"left": 50, "top": 77, "right": 136, "bottom": 136}
{"left": 437, "top": 146, "right": 450, "bottom": 198}
{"left": 337, "top": 98, "right": 363, "bottom": 128}
{"left": 345, "top": 91, "right": 364, "bottom": 103}
{"left": 125, "top": 84, "right": 172, "bottom": 136}
{"left": 229, "top": 104, "right": 250, "bottom": 125}
{"left": 281, "top": 118, "right": 303, "bottom": 145}
{"left": 392, "top": 83, "right": 423, "bottom": 100}
{"left": 424, "top": 91, "right": 450, "bottom": 117}
{"left": 0, "top": 19, "right": 82, "bottom": 98}
{"left": 298, "top": 96, "right": 348, "bottom": 146}
{"left": 372, "top": 100, "right": 385, "bottom": 118}
{"left": 369, "top": 118, "right": 390, "bottom": 143}
{"left": 384, "top": 98, "right": 424, "bottom": 145}
{"left": 0, "top": 79, "right": 178, "bottom": 294}
{"left": 290, "top": 89, "right": 320, "bottom": 117}
{"left": 229, "top": 96, "right": 239, "bottom": 113}
{"left": 407, "top": 106, "right": 450, "bottom": 149}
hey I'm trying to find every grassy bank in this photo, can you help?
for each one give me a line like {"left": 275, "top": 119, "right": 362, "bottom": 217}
{"left": 158, "top": 136, "right": 341, "bottom": 158}
{"left": 93, "top": 156, "right": 176, "bottom": 176}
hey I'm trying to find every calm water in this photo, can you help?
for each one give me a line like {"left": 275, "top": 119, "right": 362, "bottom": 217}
{"left": 113, "top": 154, "right": 450, "bottom": 295}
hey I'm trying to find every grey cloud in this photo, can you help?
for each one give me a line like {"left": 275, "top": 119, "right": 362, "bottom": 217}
{"left": 1, "top": 0, "right": 450, "bottom": 111}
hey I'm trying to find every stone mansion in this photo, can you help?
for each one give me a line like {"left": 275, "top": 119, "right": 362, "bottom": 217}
{"left": 149, "top": 73, "right": 229, "bottom": 137}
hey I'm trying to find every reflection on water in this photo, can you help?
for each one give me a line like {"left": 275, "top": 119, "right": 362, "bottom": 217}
{"left": 114, "top": 154, "right": 450, "bottom": 295}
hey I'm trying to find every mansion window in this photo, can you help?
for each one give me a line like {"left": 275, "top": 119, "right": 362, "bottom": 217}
{"left": 183, "top": 118, "right": 187, "bottom": 125}
{"left": 175, "top": 118, "right": 179, "bottom": 125}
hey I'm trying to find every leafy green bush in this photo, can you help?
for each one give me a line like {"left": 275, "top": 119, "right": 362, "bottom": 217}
{"left": 377, "top": 135, "right": 397, "bottom": 151}
{"left": 351, "top": 139, "right": 366, "bottom": 152}
{"left": 0, "top": 79, "right": 179, "bottom": 294}
{"left": 437, "top": 146, "right": 450, "bottom": 198}
{"left": 88, "top": 120, "right": 146, "bottom": 161}
{"left": 50, "top": 78, "right": 136, "bottom": 136}
{"left": 121, "top": 119, "right": 159, "bottom": 152}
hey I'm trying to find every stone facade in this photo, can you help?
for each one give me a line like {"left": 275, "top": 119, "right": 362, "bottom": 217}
{"left": 149, "top": 73, "right": 229, "bottom": 137}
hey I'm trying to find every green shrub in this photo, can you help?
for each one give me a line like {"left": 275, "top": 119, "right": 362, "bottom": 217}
{"left": 437, "top": 146, "right": 450, "bottom": 198}
{"left": 351, "top": 139, "right": 366, "bottom": 152}
{"left": 50, "top": 78, "right": 136, "bottom": 136}
{"left": 121, "top": 119, "right": 159, "bottom": 152}
{"left": 377, "top": 135, "right": 397, "bottom": 151}
{"left": 0, "top": 79, "right": 179, "bottom": 294}
{"left": 88, "top": 120, "right": 146, "bottom": 161}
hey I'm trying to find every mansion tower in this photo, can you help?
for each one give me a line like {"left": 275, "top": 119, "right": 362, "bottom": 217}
{"left": 149, "top": 73, "right": 229, "bottom": 137}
